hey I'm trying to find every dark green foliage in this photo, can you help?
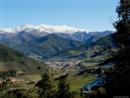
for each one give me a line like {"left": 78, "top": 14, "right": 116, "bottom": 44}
{"left": 0, "top": 78, "right": 12, "bottom": 91}
{"left": 0, "top": 70, "right": 78, "bottom": 98}
{"left": 0, "top": 43, "right": 25, "bottom": 61}
{"left": 114, "top": 0, "right": 130, "bottom": 48}
{"left": 90, "top": 34, "right": 117, "bottom": 48}
{"left": 0, "top": 43, "right": 47, "bottom": 74}
{"left": 57, "top": 76, "right": 72, "bottom": 98}
{"left": 0, "top": 88, "right": 38, "bottom": 98}
{"left": 0, "top": 70, "right": 16, "bottom": 79}
{"left": 0, "top": 78, "right": 39, "bottom": 98}
{"left": 104, "top": 0, "right": 130, "bottom": 96}
{"left": 35, "top": 71, "right": 54, "bottom": 98}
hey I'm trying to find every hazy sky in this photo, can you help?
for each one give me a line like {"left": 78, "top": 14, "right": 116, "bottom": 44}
{"left": 0, "top": 0, "right": 119, "bottom": 31}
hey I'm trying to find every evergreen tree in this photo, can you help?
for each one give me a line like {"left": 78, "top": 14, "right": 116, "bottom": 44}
{"left": 105, "top": 0, "right": 130, "bottom": 96}
{"left": 35, "top": 70, "right": 54, "bottom": 98}
{"left": 57, "top": 76, "right": 72, "bottom": 98}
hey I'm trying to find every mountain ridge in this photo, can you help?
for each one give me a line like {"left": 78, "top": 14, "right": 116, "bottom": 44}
{"left": 0, "top": 24, "right": 114, "bottom": 59}
{"left": 0, "top": 24, "right": 87, "bottom": 34}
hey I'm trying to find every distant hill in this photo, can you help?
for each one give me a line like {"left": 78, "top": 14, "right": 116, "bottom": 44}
{"left": 52, "top": 34, "right": 116, "bottom": 60}
{"left": 89, "top": 34, "right": 116, "bottom": 48}
{"left": 0, "top": 43, "right": 25, "bottom": 61}
{"left": 27, "top": 34, "right": 83, "bottom": 58}
{"left": 0, "top": 43, "right": 46, "bottom": 74}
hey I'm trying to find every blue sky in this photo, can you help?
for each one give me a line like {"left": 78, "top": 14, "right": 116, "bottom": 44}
{"left": 0, "top": 0, "right": 119, "bottom": 31}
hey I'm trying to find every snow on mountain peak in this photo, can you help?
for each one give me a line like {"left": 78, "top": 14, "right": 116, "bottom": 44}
{"left": 39, "top": 24, "right": 87, "bottom": 33}
{"left": 0, "top": 24, "right": 88, "bottom": 34}
{"left": 0, "top": 28, "right": 16, "bottom": 33}
{"left": 0, "top": 24, "right": 35, "bottom": 34}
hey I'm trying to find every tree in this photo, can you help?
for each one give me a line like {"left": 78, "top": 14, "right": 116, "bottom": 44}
{"left": 0, "top": 78, "right": 12, "bottom": 91}
{"left": 35, "top": 70, "right": 54, "bottom": 98}
{"left": 57, "top": 76, "right": 72, "bottom": 98}
{"left": 115, "top": 0, "right": 130, "bottom": 48}
{"left": 105, "top": 0, "right": 130, "bottom": 96}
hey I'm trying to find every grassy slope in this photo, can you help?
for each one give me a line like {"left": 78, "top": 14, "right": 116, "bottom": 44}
{"left": 0, "top": 43, "right": 47, "bottom": 74}
{"left": 0, "top": 43, "right": 96, "bottom": 93}
{"left": 69, "top": 74, "right": 96, "bottom": 92}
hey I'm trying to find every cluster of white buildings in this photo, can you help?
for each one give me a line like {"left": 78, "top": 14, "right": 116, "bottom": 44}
{"left": 46, "top": 61, "right": 80, "bottom": 70}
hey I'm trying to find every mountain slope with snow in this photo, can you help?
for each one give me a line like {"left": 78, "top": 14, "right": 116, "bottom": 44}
{"left": 0, "top": 24, "right": 114, "bottom": 59}
{"left": 0, "top": 24, "right": 87, "bottom": 34}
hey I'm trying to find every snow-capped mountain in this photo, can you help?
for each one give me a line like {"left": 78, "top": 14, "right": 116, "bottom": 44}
{"left": 0, "top": 24, "right": 114, "bottom": 43}
{"left": 0, "top": 24, "right": 87, "bottom": 34}
{"left": 0, "top": 24, "right": 114, "bottom": 59}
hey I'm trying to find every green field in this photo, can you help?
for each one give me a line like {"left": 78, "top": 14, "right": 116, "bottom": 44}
{"left": 7, "top": 72, "right": 95, "bottom": 94}
{"left": 69, "top": 74, "right": 96, "bottom": 92}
